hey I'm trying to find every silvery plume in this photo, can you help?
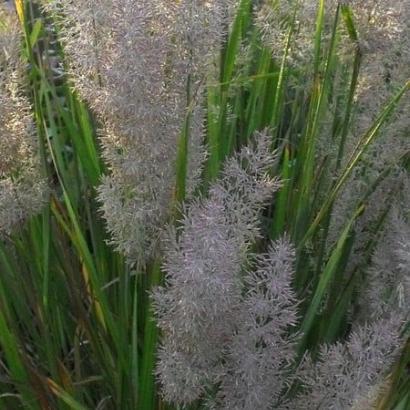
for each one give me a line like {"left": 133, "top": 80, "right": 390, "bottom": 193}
{"left": 283, "top": 317, "right": 403, "bottom": 410}
{"left": 45, "top": 0, "right": 238, "bottom": 263}
{"left": 326, "top": 167, "right": 407, "bottom": 278}
{"left": 213, "top": 238, "right": 299, "bottom": 410}
{"left": 0, "top": 5, "right": 47, "bottom": 234}
{"left": 254, "top": 0, "right": 300, "bottom": 62}
{"left": 152, "top": 131, "right": 281, "bottom": 405}
{"left": 346, "top": 0, "right": 409, "bottom": 163}
{"left": 152, "top": 128, "right": 403, "bottom": 408}
{"left": 172, "top": 0, "right": 238, "bottom": 77}
{"left": 357, "top": 173, "right": 410, "bottom": 321}
{"left": 254, "top": 0, "right": 341, "bottom": 69}
{"left": 326, "top": 0, "right": 409, "bottom": 258}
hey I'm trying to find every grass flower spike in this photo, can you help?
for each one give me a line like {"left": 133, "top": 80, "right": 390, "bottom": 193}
{"left": 152, "top": 131, "right": 281, "bottom": 405}
{"left": 0, "top": 4, "right": 46, "bottom": 234}
{"left": 46, "top": 0, "right": 238, "bottom": 262}
{"left": 285, "top": 317, "right": 403, "bottom": 410}
{"left": 214, "top": 238, "right": 298, "bottom": 410}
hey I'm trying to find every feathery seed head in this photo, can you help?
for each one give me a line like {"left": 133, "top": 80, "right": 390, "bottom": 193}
{"left": 358, "top": 174, "right": 410, "bottom": 320}
{"left": 0, "top": 5, "right": 47, "bottom": 234}
{"left": 214, "top": 238, "right": 299, "bottom": 410}
{"left": 286, "top": 317, "right": 403, "bottom": 409}
{"left": 46, "top": 0, "right": 238, "bottom": 262}
{"left": 152, "top": 131, "right": 281, "bottom": 405}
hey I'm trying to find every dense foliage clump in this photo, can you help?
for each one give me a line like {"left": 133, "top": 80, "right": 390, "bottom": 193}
{"left": 0, "top": 1, "right": 408, "bottom": 409}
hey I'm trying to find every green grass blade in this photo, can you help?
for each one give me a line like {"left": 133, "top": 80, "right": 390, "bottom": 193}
{"left": 301, "top": 80, "right": 409, "bottom": 246}
{"left": 138, "top": 261, "right": 162, "bottom": 410}
{"left": 271, "top": 145, "right": 290, "bottom": 239}
{"left": 298, "top": 204, "right": 364, "bottom": 353}
{"left": 47, "top": 379, "right": 89, "bottom": 410}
